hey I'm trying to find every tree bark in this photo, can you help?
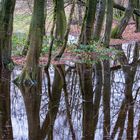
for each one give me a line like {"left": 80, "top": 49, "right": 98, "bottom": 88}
{"left": 16, "top": 0, "right": 45, "bottom": 85}
{"left": 136, "top": 119, "right": 140, "bottom": 140}
{"left": 0, "top": 0, "right": 16, "bottom": 69}
{"left": 78, "top": 64, "right": 94, "bottom": 140}
{"left": 102, "top": 0, "right": 113, "bottom": 139}
{"left": 19, "top": 67, "right": 42, "bottom": 140}
{"left": 0, "top": 69, "right": 13, "bottom": 140}
{"left": 92, "top": 62, "right": 102, "bottom": 139}
{"left": 93, "top": 0, "right": 106, "bottom": 40}
{"left": 84, "top": 0, "right": 97, "bottom": 44}
{"left": 55, "top": 0, "right": 66, "bottom": 43}
{"left": 78, "top": 1, "right": 98, "bottom": 139}
{"left": 115, "top": 43, "right": 139, "bottom": 140}
{"left": 41, "top": 67, "right": 63, "bottom": 140}
{"left": 111, "top": 99, "right": 128, "bottom": 140}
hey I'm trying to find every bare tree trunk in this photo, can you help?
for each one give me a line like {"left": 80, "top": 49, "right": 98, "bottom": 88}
{"left": 55, "top": 0, "right": 66, "bottom": 44}
{"left": 102, "top": 60, "right": 111, "bottom": 140}
{"left": 84, "top": 0, "right": 97, "bottom": 44}
{"left": 102, "top": 0, "right": 113, "bottom": 139}
{"left": 0, "top": 0, "right": 16, "bottom": 68}
{"left": 93, "top": 0, "right": 106, "bottom": 40}
{"left": 77, "top": 0, "right": 98, "bottom": 139}
{"left": 77, "top": 3, "right": 83, "bottom": 25}
{"left": 78, "top": 64, "right": 94, "bottom": 140}
{"left": 92, "top": 0, "right": 105, "bottom": 137}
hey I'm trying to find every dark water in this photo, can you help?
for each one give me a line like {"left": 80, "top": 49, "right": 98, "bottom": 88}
{"left": 0, "top": 41, "right": 140, "bottom": 140}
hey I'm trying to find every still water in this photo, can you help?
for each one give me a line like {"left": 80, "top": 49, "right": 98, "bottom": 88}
{"left": 0, "top": 42, "right": 140, "bottom": 140}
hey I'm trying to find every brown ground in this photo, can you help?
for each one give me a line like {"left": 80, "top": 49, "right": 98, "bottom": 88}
{"left": 12, "top": 22, "right": 140, "bottom": 66}
{"left": 110, "top": 22, "right": 140, "bottom": 45}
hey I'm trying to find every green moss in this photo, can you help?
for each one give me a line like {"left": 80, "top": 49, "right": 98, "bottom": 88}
{"left": 111, "top": 26, "right": 119, "bottom": 38}
{"left": 6, "top": 61, "right": 15, "bottom": 71}
{"left": 13, "top": 68, "right": 36, "bottom": 87}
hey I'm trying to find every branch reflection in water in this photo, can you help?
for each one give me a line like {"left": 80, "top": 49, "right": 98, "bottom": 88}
{"left": 2, "top": 41, "right": 140, "bottom": 140}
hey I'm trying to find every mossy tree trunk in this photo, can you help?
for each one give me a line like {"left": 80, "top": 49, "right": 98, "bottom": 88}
{"left": 77, "top": 1, "right": 98, "bottom": 140}
{"left": 17, "top": 0, "right": 45, "bottom": 85}
{"left": 22, "top": 0, "right": 48, "bottom": 56}
{"left": 91, "top": 1, "right": 105, "bottom": 138}
{"left": 78, "top": 64, "right": 94, "bottom": 140}
{"left": 111, "top": 0, "right": 135, "bottom": 38}
{"left": 55, "top": 0, "right": 66, "bottom": 44}
{"left": 84, "top": 0, "right": 97, "bottom": 44}
{"left": 0, "top": 0, "right": 16, "bottom": 69}
{"left": 93, "top": 0, "right": 106, "bottom": 40}
{"left": 0, "top": 0, "right": 15, "bottom": 138}
{"left": 102, "top": 0, "right": 113, "bottom": 139}
{"left": 21, "top": 25, "right": 31, "bottom": 56}
{"left": 19, "top": 67, "right": 42, "bottom": 140}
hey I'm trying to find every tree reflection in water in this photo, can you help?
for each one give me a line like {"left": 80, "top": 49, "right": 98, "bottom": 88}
{"left": 4, "top": 42, "right": 140, "bottom": 139}
{"left": 0, "top": 68, "right": 13, "bottom": 139}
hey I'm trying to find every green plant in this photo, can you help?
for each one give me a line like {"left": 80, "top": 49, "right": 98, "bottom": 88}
{"left": 13, "top": 14, "right": 31, "bottom": 32}
{"left": 73, "top": 41, "right": 120, "bottom": 64}
{"left": 12, "top": 32, "right": 27, "bottom": 55}
{"left": 41, "top": 36, "right": 58, "bottom": 54}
